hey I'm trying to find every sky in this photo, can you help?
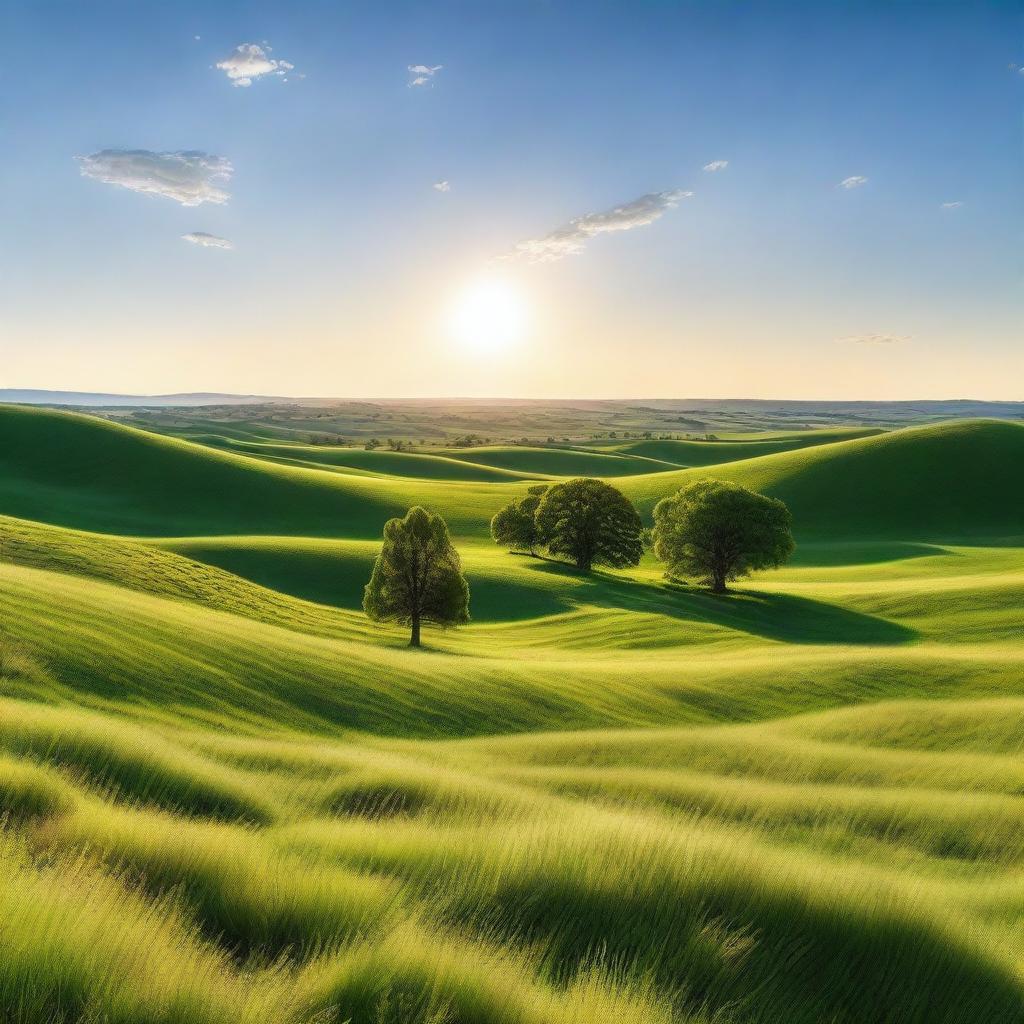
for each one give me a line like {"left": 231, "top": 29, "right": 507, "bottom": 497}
{"left": 1, "top": 0, "right": 1021, "bottom": 400}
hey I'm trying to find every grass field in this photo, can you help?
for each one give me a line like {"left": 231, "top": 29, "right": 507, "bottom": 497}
{"left": 0, "top": 402, "right": 1021, "bottom": 1023}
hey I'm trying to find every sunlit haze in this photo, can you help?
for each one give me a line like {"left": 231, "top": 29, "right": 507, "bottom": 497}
{"left": 447, "top": 277, "right": 529, "bottom": 357}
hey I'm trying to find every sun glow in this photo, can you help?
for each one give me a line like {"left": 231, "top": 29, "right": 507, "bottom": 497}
{"left": 447, "top": 277, "right": 528, "bottom": 355}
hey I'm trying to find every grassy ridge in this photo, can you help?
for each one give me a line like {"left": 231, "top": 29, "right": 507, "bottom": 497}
{"left": 4, "top": 406, "right": 1021, "bottom": 542}
{"left": 619, "top": 419, "right": 1024, "bottom": 538}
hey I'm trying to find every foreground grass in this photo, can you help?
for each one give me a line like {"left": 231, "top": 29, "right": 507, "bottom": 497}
{"left": 0, "top": 690, "right": 1023, "bottom": 1023}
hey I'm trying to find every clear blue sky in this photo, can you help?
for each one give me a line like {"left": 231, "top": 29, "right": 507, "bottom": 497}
{"left": 1, "top": 1, "right": 1021, "bottom": 398}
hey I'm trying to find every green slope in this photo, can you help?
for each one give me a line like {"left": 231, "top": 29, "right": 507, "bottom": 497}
{"left": 204, "top": 438, "right": 545, "bottom": 482}
{"left": 0, "top": 404, "right": 509, "bottom": 538}
{"left": 620, "top": 419, "right": 1024, "bottom": 539}
{"left": 429, "top": 444, "right": 677, "bottom": 477}
{"left": 4, "top": 407, "right": 1022, "bottom": 545}
{"left": 609, "top": 427, "right": 883, "bottom": 466}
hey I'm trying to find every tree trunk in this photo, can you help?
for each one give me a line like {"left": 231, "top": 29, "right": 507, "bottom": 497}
{"left": 577, "top": 556, "right": 592, "bottom": 573}
{"left": 409, "top": 613, "right": 421, "bottom": 647}
{"left": 711, "top": 569, "right": 727, "bottom": 594}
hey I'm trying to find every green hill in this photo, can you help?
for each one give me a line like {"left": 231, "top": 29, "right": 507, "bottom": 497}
{"left": 621, "top": 419, "right": 1024, "bottom": 539}
{"left": 0, "top": 403, "right": 1022, "bottom": 1023}
{"left": 202, "top": 438, "right": 546, "bottom": 482}
{"left": 0, "top": 404, "right": 508, "bottom": 538}
{"left": 4, "top": 407, "right": 1021, "bottom": 544}
{"left": 609, "top": 426, "right": 882, "bottom": 466}
{"left": 429, "top": 444, "right": 678, "bottom": 477}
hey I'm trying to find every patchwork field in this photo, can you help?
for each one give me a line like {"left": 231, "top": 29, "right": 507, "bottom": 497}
{"left": 0, "top": 403, "right": 1021, "bottom": 1023}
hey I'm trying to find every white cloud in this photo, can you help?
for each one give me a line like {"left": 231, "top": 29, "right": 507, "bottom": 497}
{"left": 77, "top": 149, "right": 232, "bottom": 206}
{"left": 182, "top": 231, "right": 233, "bottom": 249}
{"left": 941, "top": 201, "right": 963, "bottom": 209}
{"left": 837, "top": 333, "right": 910, "bottom": 345}
{"left": 510, "top": 189, "right": 694, "bottom": 263}
{"left": 408, "top": 64, "right": 442, "bottom": 86}
{"left": 703, "top": 160, "right": 728, "bottom": 172}
{"left": 433, "top": 180, "right": 451, "bottom": 192}
{"left": 216, "top": 43, "right": 294, "bottom": 87}
{"left": 839, "top": 175, "right": 868, "bottom": 189}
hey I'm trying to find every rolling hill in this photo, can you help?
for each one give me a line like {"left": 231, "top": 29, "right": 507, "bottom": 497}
{"left": 0, "top": 402, "right": 1021, "bottom": 1024}
{"left": 2, "top": 405, "right": 1021, "bottom": 543}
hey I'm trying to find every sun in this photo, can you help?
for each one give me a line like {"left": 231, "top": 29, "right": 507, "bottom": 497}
{"left": 447, "top": 277, "right": 528, "bottom": 355}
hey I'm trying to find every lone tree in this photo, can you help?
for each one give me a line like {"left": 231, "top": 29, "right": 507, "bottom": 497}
{"left": 652, "top": 479, "right": 794, "bottom": 593}
{"left": 535, "top": 478, "right": 643, "bottom": 573}
{"left": 363, "top": 506, "right": 470, "bottom": 647}
{"left": 490, "top": 484, "right": 548, "bottom": 555}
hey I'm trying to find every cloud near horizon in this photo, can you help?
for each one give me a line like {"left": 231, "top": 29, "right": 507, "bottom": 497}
{"left": 839, "top": 175, "right": 868, "bottom": 189}
{"left": 181, "top": 231, "right": 233, "bottom": 249}
{"left": 510, "top": 189, "right": 694, "bottom": 262}
{"left": 837, "top": 333, "right": 910, "bottom": 345}
{"left": 408, "top": 64, "right": 442, "bottom": 86}
{"left": 433, "top": 180, "right": 451, "bottom": 192}
{"left": 216, "top": 43, "right": 294, "bottom": 86}
{"left": 77, "top": 150, "right": 233, "bottom": 206}
{"left": 703, "top": 160, "right": 728, "bottom": 172}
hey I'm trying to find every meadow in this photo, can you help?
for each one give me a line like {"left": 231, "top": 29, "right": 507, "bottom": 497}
{"left": 0, "top": 402, "right": 1021, "bottom": 1023}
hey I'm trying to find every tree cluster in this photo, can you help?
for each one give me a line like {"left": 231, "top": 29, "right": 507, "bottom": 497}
{"left": 490, "top": 476, "right": 795, "bottom": 591}
{"left": 362, "top": 476, "right": 796, "bottom": 649}
{"left": 491, "top": 478, "right": 644, "bottom": 573}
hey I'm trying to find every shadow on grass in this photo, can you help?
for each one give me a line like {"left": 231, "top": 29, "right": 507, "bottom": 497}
{"left": 522, "top": 557, "right": 916, "bottom": 646}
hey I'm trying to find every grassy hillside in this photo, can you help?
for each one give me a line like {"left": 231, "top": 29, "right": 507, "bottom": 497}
{"left": 0, "top": 404, "right": 508, "bottom": 538}
{"left": 3, "top": 406, "right": 1021, "bottom": 543}
{"left": 0, "top": 404, "right": 1021, "bottom": 1022}
{"left": 620, "top": 419, "right": 1024, "bottom": 540}
{"left": 198, "top": 437, "right": 547, "bottom": 482}
{"left": 608, "top": 426, "right": 882, "bottom": 466}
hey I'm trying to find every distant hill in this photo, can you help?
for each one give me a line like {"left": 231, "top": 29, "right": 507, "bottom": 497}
{"left": 1, "top": 404, "right": 1020, "bottom": 542}
{"left": 0, "top": 390, "right": 289, "bottom": 407}
{"left": 2, "top": 392, "right": 1022, "bottom": 424}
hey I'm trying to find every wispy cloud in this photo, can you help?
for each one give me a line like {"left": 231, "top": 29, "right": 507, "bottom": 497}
{"left": 433, "top": 180, "right": 451, "bottom": 192}
{"left": 940, "top": 201, "right": 963, "bottom": 209}
{"left": 408, "top": 64, "right": 442, "bottom": 87}
{"left": 839, "top": 175, "right": 868, "bottom": 189}
{"left": 837, "top": 333, "right": 910, "bottom": 345}
{"left": 703, "top": 160, "right": 728, "bottom": 172}
{"left": 182, "top": 231, "right": 233, "bottom": 250}
{"left": 216, "top": 43, "right": 294, "bottom": 86}
{"left": 77, "top": 150, "right": 232, "bottom": 206}
{"left": 509, "top": 189, "right": 693, "bottom": 263}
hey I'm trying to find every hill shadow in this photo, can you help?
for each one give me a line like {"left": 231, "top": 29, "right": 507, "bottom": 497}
{"left": 521, "top": 558, "right": 916, "bottom": 646}
{"left": 789, "top": 541, "right": 953, "bottom": 568}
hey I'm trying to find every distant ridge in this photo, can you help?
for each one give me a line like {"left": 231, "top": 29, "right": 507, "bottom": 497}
{"left": 0, "top": 389, "right": 295, "bottom": 407}
{"left": 2, "top": 390, "right": 1023, "bottom": 415}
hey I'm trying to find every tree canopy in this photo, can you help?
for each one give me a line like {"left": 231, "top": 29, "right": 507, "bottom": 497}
{"left": 489, "top": 484, "right": 548, "bottom": 555}
{"left": 653, "top": 479, "right": 794, "bottom": 592}
{"left": 535, "top": 478, "right": 643, "bottom": 572}
{"left": 363, "top": 506, "right": 469, "bottom": 646}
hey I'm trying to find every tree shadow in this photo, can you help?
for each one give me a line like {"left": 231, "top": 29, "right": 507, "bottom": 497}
{"left": 519, "top": 558, "right": 916, "bottom": 646}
